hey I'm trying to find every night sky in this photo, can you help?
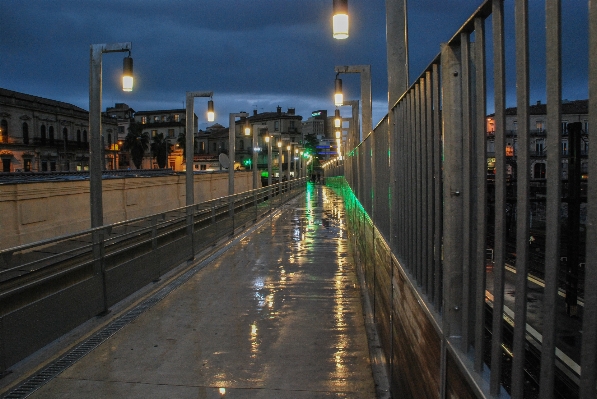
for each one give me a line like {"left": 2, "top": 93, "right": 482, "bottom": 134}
{"left": 0, "top": 0, "right": 588, "bottom": 129}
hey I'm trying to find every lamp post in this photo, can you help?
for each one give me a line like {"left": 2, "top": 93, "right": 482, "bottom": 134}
{"left": 265, "top": 134, "right": 273, "bottom": 186}
{"left": 249, "top": 124, "right": 268, "bottom": 189}
{"left": 185, "top": 91, "right": 214, "bottom": 206}
{"left": 89, "top": 42, "right": 133, "bottom": 228}
{"left": 277, "top": 139, "right": 283, "bottom": 181}
{"left": 287, "top": 144, "right": 292, "bottom": 180}
{"left": 229, "top": 112, "right": 248, "bottom": 195}
{"left": 334, "top": 65, "right": 371, "bottom": 141}
{"left": 294, "top": 148, "right": 299, "bottom": 177}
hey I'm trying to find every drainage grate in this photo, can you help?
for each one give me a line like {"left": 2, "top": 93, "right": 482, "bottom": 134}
{"left": 1, "top": 207, "right": 280, "bottom": 399}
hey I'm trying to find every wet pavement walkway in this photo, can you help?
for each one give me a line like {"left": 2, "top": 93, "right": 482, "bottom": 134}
{"left": 23, "top": 183, "right": 377, "bottom": 398}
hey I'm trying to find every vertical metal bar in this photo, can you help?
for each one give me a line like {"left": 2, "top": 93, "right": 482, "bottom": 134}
{"left": 185, "top": 94, "right": 195, "bottom": 206}
{"left": 511, "top": 1, "right": 530, "bottom": 397}
{"left": 407, "top": 90, "right": 417, "bottom": 279}
{"left": 441, "top": 42, "right": 463, "bottom": 341}
{"left": 229, "top": 114, "right": 236, "bottom": 196}
{"left": 415, "top": 82, "right": 422, "bottom": 284}
{"left": 420, "top": 77, "right": 429, "bottom": 294}
{"left": 580, "top": 1, "right": 597, "bottom": 399}
{"left": 539, "top": 1, "right": 562, "bottom": 398}
{"left": 473, "top": 15, "right": 488, "bottom": 374}
{"left": 490, "top": 0, "right": 507, "bottom": 394}
{"left": 89, "top": 45, "right": 103, "bottom": 229}
{"left": 253, "top": 129, "right": 258, "bottom": 189}
{"left": 460, "top": 31, "right": 473, "bottom": 354}
{"left": 580, "top": 1, "right": 597, "bottom": 397}
{"left": 433, "top": 63, "right": 442, "bottom": 311}
{"left": 426, "top": 70, "right": 434, "bottom": 298}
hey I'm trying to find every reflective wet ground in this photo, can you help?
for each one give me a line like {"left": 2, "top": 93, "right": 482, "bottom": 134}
{"left": 29, "top": 183, "right": 376, "bottom": 398}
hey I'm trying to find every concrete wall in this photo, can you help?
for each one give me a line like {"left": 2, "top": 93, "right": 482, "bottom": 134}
{"left": 0, "top": 171, "right": 255, "bottom": 250}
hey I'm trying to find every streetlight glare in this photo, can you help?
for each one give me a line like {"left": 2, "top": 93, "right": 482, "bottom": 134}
{"left": 207, "top": 100, "right": 215, "bottom": 122}
{"left": 122, "top": 56, "right": 133, "bottom": 92}
{"left": 332, "top": 0, "right": 349, "bottom": 39}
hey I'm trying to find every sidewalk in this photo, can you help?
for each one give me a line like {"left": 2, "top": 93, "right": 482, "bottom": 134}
{"left": 22, "top": 183, "right": 377, "bottom": 398}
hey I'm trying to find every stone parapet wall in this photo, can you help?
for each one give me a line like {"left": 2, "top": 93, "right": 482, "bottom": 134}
{"left": 0, "top": 171, "right": 254, "bottom": 250}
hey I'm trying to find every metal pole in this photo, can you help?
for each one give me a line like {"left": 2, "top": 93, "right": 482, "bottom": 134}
{"left": 228, "top": 112, "right": 248, "bottom": 196}
{"left": 89, "top": 42, "right": 131, "bottom": 229}
{"left": 267, "top": 137, "right": 272, "bottom": 186}
{"left": 287, "top": 144, "right": 292, "bottom": 180}
{"left": 335, "top": 65, "right": 371, "bottom": 141}
{"left": 185, "top": 91, "right": 213, "bottom": 206}
{"left": 252, "top": 124, "right": 267, "bottom": 189}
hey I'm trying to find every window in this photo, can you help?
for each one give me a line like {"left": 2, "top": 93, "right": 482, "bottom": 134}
{"left": 50, "top": 161, "right": 56, "bottom": 171}
{"left": 535, "top": 139, "right": 544, "bottom": 155}
{"left": 239, "top": 140, "right": 244, "bottom": 150}
{"left": 513, "top": 120, "right": 517, "bottom": 131}
{"left": 534, "top": 163, "right": 546, "bottom": 179}
{"left": 107, "top": 134, "right": 112, "bottom": 147}
{"left": 63, "top": 127, "right": 68, "bottom": 143}
{"left": 41, "top": 125, "right": 46, "bottom": 145}
{"left": 41, "top": 161, "right": 48, "bottom": 171}
{"left": 290, "top": 121, "right": 295, "bottom": 129}
{"left": 1, "top": 119, "right": 7, "bottom": 142}
{"left": 174, "top": 114, "right": 180, "bottom": 122}
{"left": 23, "top": 158, "right": 31, "bottom": 172}
{"left": 118, "top": 126, "right": 124, "bottom": 134}
{"left": 49, "top": 126, "right": 55, "bottom": 144}
{"left": 584, "top": 120, "right": 589, "bottom": 135}
{"left": 201, "top": 164, "right": 207, "bottom": 170}
{"left": 77, "top": 130, "right": 81, "bottom": 147}
{"left": 212, "top": 143, "right": 217, "bottom": 152}
{"left": 154, "top": 116, "right": 160, "bottom": 122}
{"left": 83, "top": 130, "right": 88, "bottom": 142}
{"left": 200, "top": 142, "right": 205, "bottom": 153}
{"left": 22, "top": 122, "right": 29, "bottom": 144}
{"left": 536, "top": 120, "right": 544, "bottom": 132}
{"left": 2, "top": 158, "right": 10, "bottom": 172}
{"left": 562, "top": 121, "right": 568, "bottom": 135}
{"left": 562, "top": 140, "right": 568, "bottom": 156}
{"left": 151, "top": 130, "right": 157, "bottom": 137}
{"left": 274, "top": 121, "right": 280, "bottom": 132}
{"left": 168, "top": 129, "right": 175, "bottom": 138}
{"left": 142, "top": 116, "right": 147, "bottom": 124}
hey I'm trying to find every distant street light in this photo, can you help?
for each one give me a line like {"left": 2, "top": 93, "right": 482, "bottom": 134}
{"left": 334, "top": 109, "right": 341, "bottom": 128}
{"left": 277, "top": 139, "right": 283, "bottom": 180}
{"left": 287, "top": 144, "right": 292, "bottom": 179}
{"left": 334, "top": 76, "right": 343, "bottom": 106}
{"left": 334, "top": 65, "right": 371, "bottom": 141}
{"left": 89, "top": 42, "right": 133, "bottom": 228}
{"left": 332, "top": 0, "right": 349, "bottom": 39}
{"left": 229, "top": 112, "right": 248, "bottom": 195}
{"left": 185, "top": 91, "right": 214, "bottom": 206}
{"left": 265, "top": 135, "right": 273, "bottom": 186}
{"left": 251, "top": 124, "right": 268, "bottom": 189}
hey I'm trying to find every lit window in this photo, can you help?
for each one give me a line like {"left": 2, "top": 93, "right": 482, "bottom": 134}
{"left": 151, "top": 130, "right": 157, "bottom": 137}
{"left": 174, "top": 114, "right": 180, "bottom": 122}
{"left": 142, "top": 116, "right": 147, "bottom": 124}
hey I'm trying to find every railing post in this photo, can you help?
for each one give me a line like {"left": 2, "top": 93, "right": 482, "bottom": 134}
{"left": 92, "top": 229, "right": 108, "bottom": 315}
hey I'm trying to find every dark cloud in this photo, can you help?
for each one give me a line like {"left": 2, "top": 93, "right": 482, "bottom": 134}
{"left": 0, "top": 0, "right": 589, "bottom": 126}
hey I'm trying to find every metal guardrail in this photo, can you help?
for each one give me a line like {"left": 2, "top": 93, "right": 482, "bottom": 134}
{"left": 0, "top": 178, "right": 306, "bottom": 374}
{"left": 324, "top": 1, "right": 595, "bottom": 398}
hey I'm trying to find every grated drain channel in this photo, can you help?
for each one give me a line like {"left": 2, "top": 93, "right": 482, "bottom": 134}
{"left": 0, "top": 206, "right": 283, "bottom": 399}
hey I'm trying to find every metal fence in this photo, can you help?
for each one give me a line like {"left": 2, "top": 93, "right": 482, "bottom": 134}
{"left": 0, "top": 178, "right": 306, "bottom": 373}
{"left": 324, "top": 1, "right": 595, "bottom": 398}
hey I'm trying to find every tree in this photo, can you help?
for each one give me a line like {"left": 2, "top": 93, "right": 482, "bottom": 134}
{"left": 123, "top": 123, "right": 149, "bottom": 169}
{"left": 176, "top": 132, "right": 198, "bottom": 160}
{"left": 151, "top": 132, "right": 170, "bottom": 168}
{"left": 303, "top": 133, "right": 319, "bottom": 161}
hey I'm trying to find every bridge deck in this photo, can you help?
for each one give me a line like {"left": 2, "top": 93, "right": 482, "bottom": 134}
{"left": 10, "top": 184, "right": 377, "bottom": 398}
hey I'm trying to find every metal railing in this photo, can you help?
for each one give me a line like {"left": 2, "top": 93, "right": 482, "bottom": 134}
{"left": 324, "top": 1, "right": 595, "bottom": 398}
{"left": 0, "top": 178, "right": 306, "bottom": 373}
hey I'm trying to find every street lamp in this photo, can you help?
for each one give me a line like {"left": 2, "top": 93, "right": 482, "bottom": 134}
{"left": 294, "top": 147, "right": 299, "bottom": 177}
{"left": 334, "top": 76, "right": 343, "bottom": 106}
{"left": 229, "top": 112, "right": 249, "bottom": 195}
{"left": 287, "top": 143, "right": 292, "bottom": 180}
{"left": 265, "top": 135, "right": 273, "bottom": 186}
{"left": 335, "top": 65, "right": 371, "bottom": 141}
{"left": 89, "top": 42, "right": 133, "bottom": 228}
{"left": 207, "top": 99, "right": 215, "bottom": 122}
{"left": 185, "top": 91, "right": 214, "bottom": 207}
{"left": 277, "top": 139, "right": 283, "bottom": 181}
{"left": 251, "top": 124, "right": 268, "bottom": 189}
{"left": 334, "top": 108, "right": 341, "bottom": 128}
{"left": 332, "top": 0, "right": 349, "bottom": 39}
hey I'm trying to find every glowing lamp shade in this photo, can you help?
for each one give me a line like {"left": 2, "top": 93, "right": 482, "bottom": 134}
{"left": 287, "top": 145, "right": 291, "bottom": 151}
{"left": 122, "top": 56, "right": 134, "bottom": 92}
{"left": 207, "top": 100, "right": 215, "bottom": 122}
{"left": 334, "top": 109, "right": 341, "bottom": 128}
{"left": 332, "top": 0, "right": 349, "bottom": 39}
{"left": 335, "top": 130, "right": 341, "bottom": 139}
{"left": 277, "top": 141, "right": 282, "bottom": 148}
{"left": 244, "top": 120, "right": 251, "bottom": 136}
{"left": 265, "top": 135, "right": 270, "bottom": 143}
{"left": 334, "top": 78, "right": 343, "bottom": 106}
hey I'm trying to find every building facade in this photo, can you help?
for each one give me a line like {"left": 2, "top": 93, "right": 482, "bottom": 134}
{"left": 0, "top": 88, "right": 117, "bottom": 173}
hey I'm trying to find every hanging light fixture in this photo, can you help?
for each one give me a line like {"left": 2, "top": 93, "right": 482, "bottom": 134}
{"left": 207, "top": 99, "right": 215, "bottom": 122}
{"left": 244, "top": 118, "right": 251, "bottom": 136}
{"left": 122, "top": 54, "right": 134, "bottom": 92}
{"left": 334, "top": 109, "right": 341, "bottom": 128}
{"left": 334, "top": 76, "right": 343, "bottom": 106}
{"left": 332, "top": 0, "right": 349, "bottom": 39}
{"left": 335, "top": 130, "right": 341, "bottom": 139}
